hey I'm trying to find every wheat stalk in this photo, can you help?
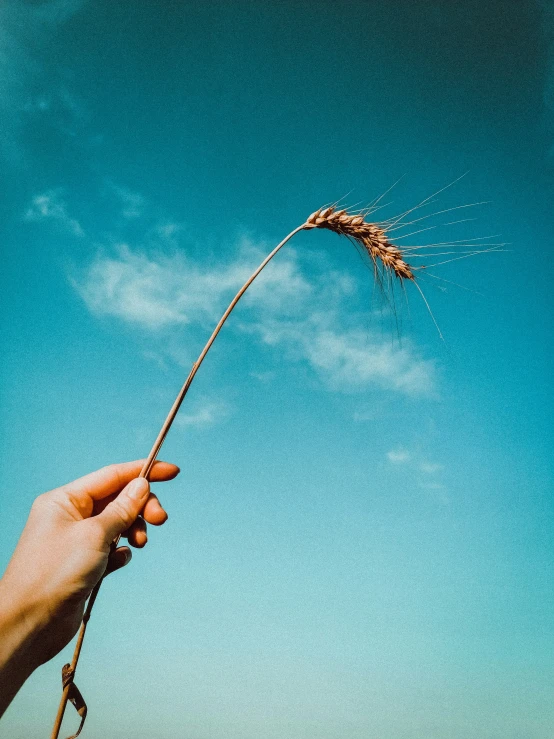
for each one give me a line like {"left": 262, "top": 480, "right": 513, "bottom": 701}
{"left": 50, "top": 205, "right": 430, "bottom": 738}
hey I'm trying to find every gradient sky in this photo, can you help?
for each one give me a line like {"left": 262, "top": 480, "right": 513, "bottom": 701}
{"left": 1, "top": 2, "right": 553, "bottom": 737}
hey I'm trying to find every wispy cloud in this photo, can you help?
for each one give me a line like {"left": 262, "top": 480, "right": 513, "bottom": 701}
{"left": 23, "top": 86, "right": 89, "bottom": 139}
{"left": 72, "top": 238, "right": 311, "bottom": 330}
{"left": 387, "top": 448, "right": 412, "bottom": 464}
{"left": 387, "top": 448, "right": 444, "bottom": 473}
{"left": 387, "top": 447, "right": 447, "bottom": 500}
{"left": 24, "top": 189, "right": 84, "bottom": 236}
{"left": 253, "top": 314, "right": 436, "bottom": 396}
{"left": 72, "top": 246, "right": 191, "bottom": 328}
{"left": 307, "top": 327, "right": 433, "bottom": 396}
{"left": 419, "top": 461, "right": 444, "bottom": 474}
{"left": 71, "top": 224, "right": 437, "bottom": 397}
{"left": 107, "top": 182, "right": 145, "bottom": 220}
{"left": 154, "top": 222, "right": 182, "bottom": 241}
{"left": 73, "top": 242, "right": 250, "bottom": 329}
{"left": 174, "top": 399, "right": 229, "bottom": 428}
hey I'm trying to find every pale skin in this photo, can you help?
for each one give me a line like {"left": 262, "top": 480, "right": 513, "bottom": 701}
{"left": 0, "top": 459, "right": 179, "bottom": 717}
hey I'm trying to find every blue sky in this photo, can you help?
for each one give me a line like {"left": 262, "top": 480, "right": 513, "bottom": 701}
{"left": 1, "top": 1, "right": 553, "bottom": 737}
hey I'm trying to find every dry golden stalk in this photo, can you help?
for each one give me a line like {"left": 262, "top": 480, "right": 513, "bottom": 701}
{"left": 50, "top": 206, "right": 420, "bottom": 739}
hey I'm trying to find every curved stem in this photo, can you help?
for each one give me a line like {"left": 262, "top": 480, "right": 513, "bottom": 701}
{"left": 138, "top": 222, "right": 307, "bottom": 479}
{"left": 50, "top": 221, "right": 307, "bottom": 739}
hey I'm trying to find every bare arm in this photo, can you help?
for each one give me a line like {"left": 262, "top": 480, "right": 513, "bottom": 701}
{"left": 0, "top": 459, "right": 179, "bottom": 717}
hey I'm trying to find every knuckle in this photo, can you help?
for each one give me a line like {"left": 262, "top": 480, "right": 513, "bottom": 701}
{"left": 106, "top": 463, "right": 124, "bottom": 490}
{"left": 29, "top": 492, "right": 61, "bottom": 526}
{"left": 97, "top": 463, "right": 126, "bottom": 495}
{"left": 103, "top": 463, "right": 119, "bottom": 480}
{"left": 31, "top": 492, "right": 49, "bottom": 512}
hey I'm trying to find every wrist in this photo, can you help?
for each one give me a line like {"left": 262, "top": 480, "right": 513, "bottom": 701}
{"left": 0, "top": 579, "right": 45, "bottom": 716}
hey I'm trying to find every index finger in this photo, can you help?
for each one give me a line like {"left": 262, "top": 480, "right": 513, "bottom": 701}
{"left": 60, "top": 459, "right": 180, "bottom": 501}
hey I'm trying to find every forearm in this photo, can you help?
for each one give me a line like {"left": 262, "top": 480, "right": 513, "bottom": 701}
{"left": 0, "top": 582, "right": 42, "bottom": 717}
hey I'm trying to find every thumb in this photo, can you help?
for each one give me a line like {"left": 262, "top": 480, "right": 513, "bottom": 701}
{"left": 95, "top": 478, "right": 150, "bottom": 545}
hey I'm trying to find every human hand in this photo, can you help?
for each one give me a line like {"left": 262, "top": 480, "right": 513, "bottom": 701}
{"left": 0, "top": 459, "right": 179, "bottom": 710}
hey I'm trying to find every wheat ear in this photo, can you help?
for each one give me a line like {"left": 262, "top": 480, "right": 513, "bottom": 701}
{"left": 305, "top": 206, "right": 415, "bottom": 281}
{"left": 51, "top": 207, "right": 415, "bottom": 739}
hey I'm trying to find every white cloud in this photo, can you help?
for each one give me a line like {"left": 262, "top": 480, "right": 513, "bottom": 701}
{"left": 386, "top": 448, "right": 447, "bottom": 501}
{"left": 72, "top": 232, "right": 437, "bottom": 397}
{"left": 107, "top": 182, "right": 145, "bottom": 220}
{"left": 23, "top": 86, "right": 88, "bottom": 139}
{"left": 72, "top": 239, "right": 311, "bottom": 331}
{"left": 387, "top": 449, "right": 445, "bottom": 472}
{"left": 419, "top": 461, "right": 444, "bottom": 474}
{"left": 253, "top": 313, "right": 436, "bottom": 396}
{"left": 174, "top": 400, "right": 229, "bottom": 428}
{"left": 242, "top": 251, "right": 313, "bottom": 314}
{"left": 24, "top": 189, "right": 84, "bottom": 236}
{"left": 386, "top": 446, "right": 449, "bottom": 505}
{"left": 307, "top": 328, "right": 434, "bottom": 396}
{"left": 73, "top": 246, "right": 192, "bottom": 328}
{"left": 387, "top": 448, "right": 412, "bottom": 464}
{"left": 155, "top": 222, "right": 183, "bottom": 241}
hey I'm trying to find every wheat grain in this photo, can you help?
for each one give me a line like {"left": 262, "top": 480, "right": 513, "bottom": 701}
{"left": 304, "top": 206, "right": 415, "bottom": 281}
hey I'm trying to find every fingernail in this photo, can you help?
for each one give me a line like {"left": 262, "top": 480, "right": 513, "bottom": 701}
{"left": 127, "top": 478, "right": 148, "bottom": 500}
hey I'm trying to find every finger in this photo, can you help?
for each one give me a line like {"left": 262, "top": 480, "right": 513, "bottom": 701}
{"left": 124, "top": 516, "right": 148, "bottom": 548}
{"left": 94, "top": 478, "right": 151, "bottom": 545}
{"left": 92, "top": 491, "right": 168, "bottom": 523}
{"left": 63, "top": 460, "right": 180, "bottom": 502}
{"left": 142, "top": 493, "right": 168, "bottom": 526}
{"left": 105, "top": 546, "right": 132, "bottom": 575}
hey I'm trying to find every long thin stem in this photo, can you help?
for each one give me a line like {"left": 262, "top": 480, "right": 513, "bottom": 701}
{"left": 138, "top": 223, "right": 307, "bottom": 479}
{"left": 50, "top": 222, "right": 307, "bottom": 739}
